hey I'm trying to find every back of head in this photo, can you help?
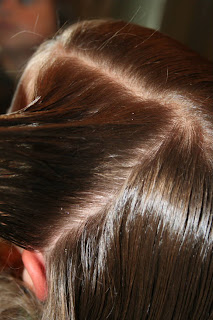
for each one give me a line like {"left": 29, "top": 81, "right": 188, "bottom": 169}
{"left": 1, "top": 20, "right": 213, "bottom": 319}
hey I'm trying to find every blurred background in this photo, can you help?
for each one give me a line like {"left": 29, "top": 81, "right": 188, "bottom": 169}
{"left": 0, "top": 0, "right": 212, "bottom": 115}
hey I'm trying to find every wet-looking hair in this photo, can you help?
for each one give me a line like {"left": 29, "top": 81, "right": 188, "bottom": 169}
{"left": 0, "top": 20, "right": 213, "bottom": 319}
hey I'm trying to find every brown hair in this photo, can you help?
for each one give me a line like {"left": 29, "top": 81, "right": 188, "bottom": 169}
{"left": 1, "top": 20, "right": 213, "bottom": 319}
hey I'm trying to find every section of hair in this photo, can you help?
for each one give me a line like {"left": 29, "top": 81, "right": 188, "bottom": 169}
{"left": 0, "top": 273, "right": 41, "bottom": 320}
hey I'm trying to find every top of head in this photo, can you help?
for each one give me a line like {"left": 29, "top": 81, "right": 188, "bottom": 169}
{"left": 0, "top": 19, "right": 213, "bottom": 319}
{"left": 3, "top": 18, "right": 213, "bottom": 247}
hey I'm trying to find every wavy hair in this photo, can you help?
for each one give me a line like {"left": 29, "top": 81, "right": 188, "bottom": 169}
{"left": 0, "top": 20, "right": 213, "bottom": 319}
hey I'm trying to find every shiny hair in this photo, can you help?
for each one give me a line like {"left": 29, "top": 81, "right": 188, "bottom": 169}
{"left": 0, "top": 20, "right": 213, "bottom": 319}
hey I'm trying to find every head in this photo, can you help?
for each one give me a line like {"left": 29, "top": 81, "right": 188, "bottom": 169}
{"left": 1, "top": 20, "right": 213, "bottom": 319}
